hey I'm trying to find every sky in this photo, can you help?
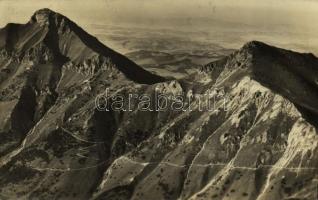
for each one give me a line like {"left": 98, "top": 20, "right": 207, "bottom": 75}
{"left": 0, "top": 0, "right": 317, "bottom": 28}
{"left": 0, "top": 0, "right": 318, "bottom": 53}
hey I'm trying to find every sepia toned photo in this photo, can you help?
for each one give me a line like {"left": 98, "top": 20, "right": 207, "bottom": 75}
{"left": 0, "top": 0, "right": 318, "bottom": 199}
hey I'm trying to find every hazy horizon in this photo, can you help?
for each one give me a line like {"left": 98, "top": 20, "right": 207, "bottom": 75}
{"left": 1, "top": 0, "right": 318, "bottom": 54}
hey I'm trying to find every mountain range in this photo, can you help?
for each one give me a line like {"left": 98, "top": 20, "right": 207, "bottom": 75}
{"left": 0, "top": 9, "right": 317, "bottom": 200}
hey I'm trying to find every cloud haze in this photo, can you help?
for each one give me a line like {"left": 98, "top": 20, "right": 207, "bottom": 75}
{"left": 0, "top": 0, "right": 317, "bottom": 27}
{"left": 0, "top": 0, "right": 317, "bottom": 53}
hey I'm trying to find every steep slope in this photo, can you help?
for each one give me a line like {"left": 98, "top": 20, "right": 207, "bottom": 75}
{"left": 0, "top": 8, "right": 165, "bottom": 199}
{"left": 200, "top": 41, "right": 318, "bottom": 126}
{"left": 0, "top": 9, "right": 318, "bottom": 200}
{"left": 0, "top": 8, "right": 164, "bottom": 154}
{"left": 91, "top": 42, "right": 318, "bottom": 200}
{"left": 0, "top": 8, "right": 165, "bottom": 84}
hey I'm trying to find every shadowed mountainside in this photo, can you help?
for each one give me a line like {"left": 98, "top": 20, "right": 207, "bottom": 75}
{"left": 0, "top": 8, "right": 165, "bottom": 84}
{"left": 0, "top": 9, "right": 317, "bottom": 200}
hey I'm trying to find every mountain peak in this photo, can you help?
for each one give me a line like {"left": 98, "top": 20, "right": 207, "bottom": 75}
{"left": 30, "top": 8, "right": 59, "bottom": 26}
{"left": 242, "top": 40, "right": 266, "bottom": 48}
{"left": 34, "top": 8, "right": 56, "bottom": 15}
{"left": 240, "top": 40, "right": 274, "bottom": 54}
{"left": 30, "top": 8, "right": 71, "bottom": 29}
{"left": 0, "top": 8, "right": 165, "bottom": 84}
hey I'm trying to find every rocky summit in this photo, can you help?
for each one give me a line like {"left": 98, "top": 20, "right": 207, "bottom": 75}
{"left": 0, "top": 9, "right": 317, "bottom": 200}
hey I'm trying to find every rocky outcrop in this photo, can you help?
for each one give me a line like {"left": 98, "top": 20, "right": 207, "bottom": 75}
{"left": 63, "top": 55, "right": 119, "bottom": 76}
{"left": 0, "top": 9, "right": 318, "bottom": 200}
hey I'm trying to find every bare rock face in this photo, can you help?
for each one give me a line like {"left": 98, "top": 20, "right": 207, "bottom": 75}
{"left": 0, "top": 9, "right": 318, "bottom": 200}
{"left": 31, "top": 8, "right": 51, "bottom": 26}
